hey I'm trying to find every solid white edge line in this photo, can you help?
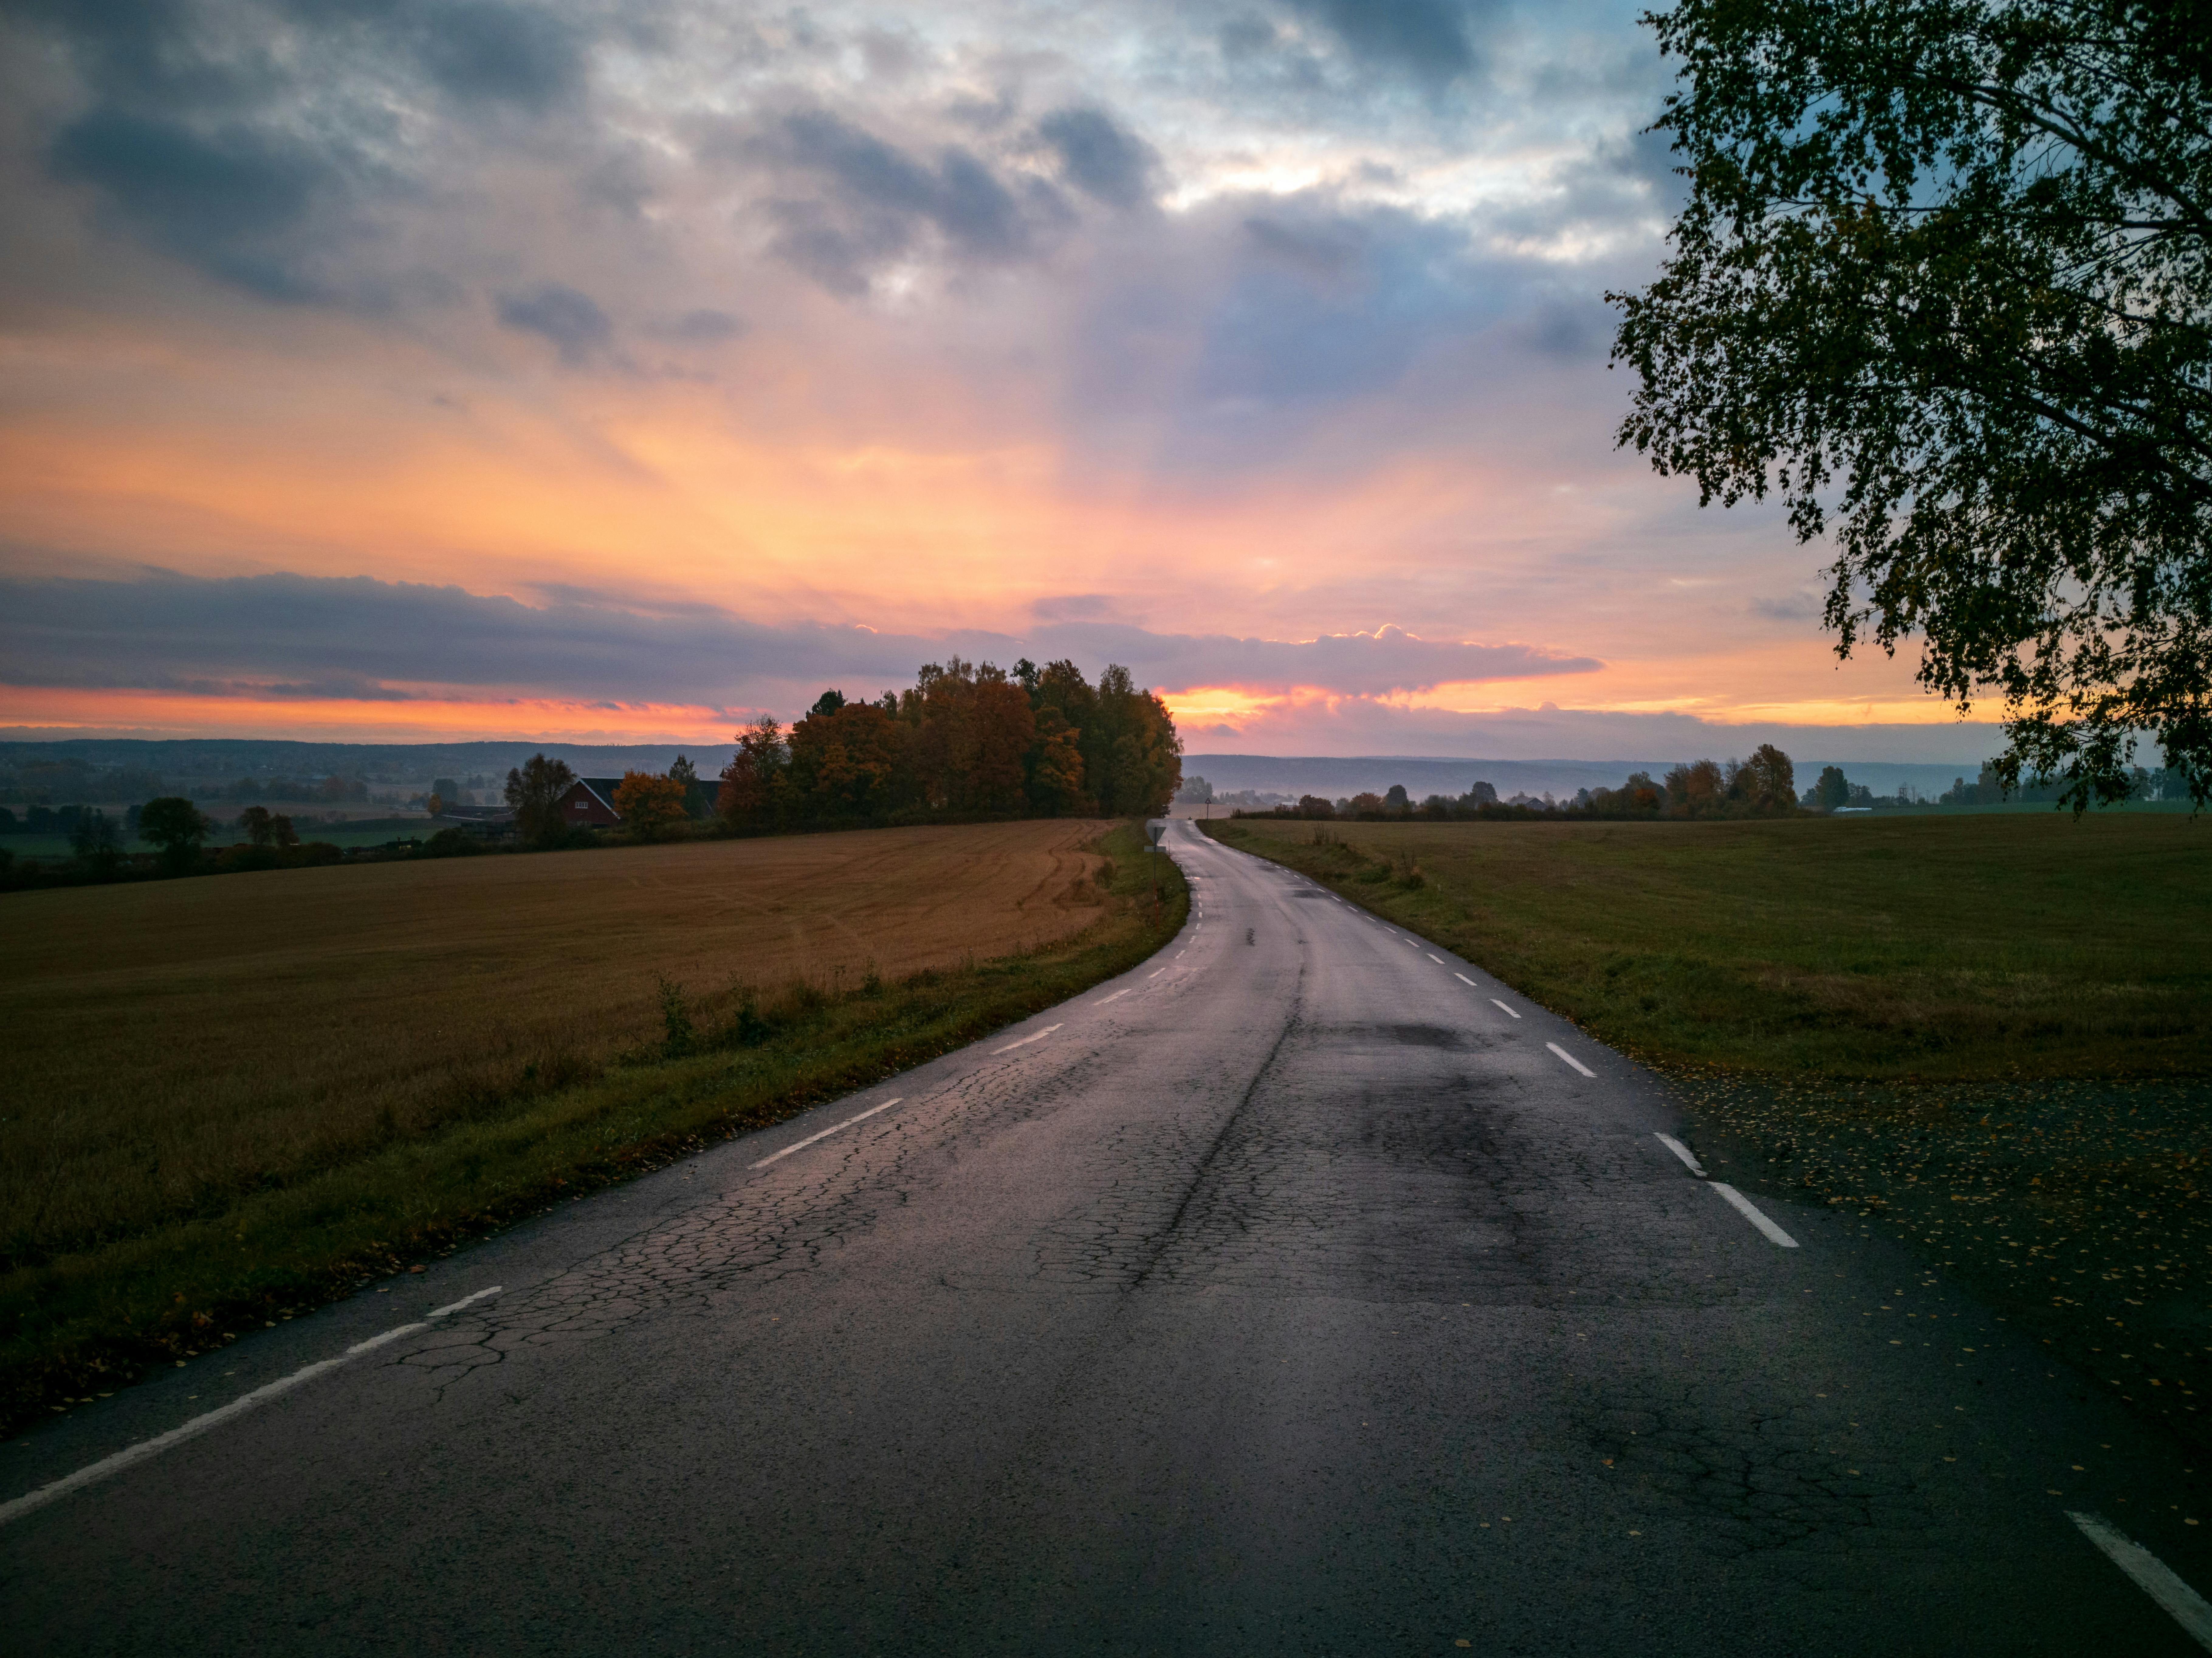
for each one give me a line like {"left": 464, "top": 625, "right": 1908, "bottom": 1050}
{"left": 1708, "top": 1182, "right": 1799, "bottom": 1248}
{"left": 991, "top": 1022, "right": 1063, "bottom": 1055}
{"left": 1491, "top": 998, "right": 1521, "bottom": 1019}
{"left": 1654, "top": 1133, "right": 1707, "bottom": 1176}
{"left": 2069, "top": 1511, "right": 2212, "bottom": 1650}
{"left": 749, "top": 1096, "right": 905, "bottom": 1168}
{"left": 0, "top": 1320, "right": 432, "bottom": 1529}
{"left": 1546, "top": 1041, "right": 1596, "bottom": 1078}
{"left": 426, "top": 1285, "right": 503, "bottom": 1319}
{"left": 1454, "top": 972, "right": 1475, "bottom": 986}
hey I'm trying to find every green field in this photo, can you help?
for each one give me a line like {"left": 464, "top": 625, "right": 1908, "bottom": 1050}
{"left": 1209, "top": 812, "right": 2208, "bottom": 1080}
{"left": 1206, "top": 813, "right": 2212, "bottom": 1448}
{"left": 2, "top": 816, "right": 434, "bottom": 862}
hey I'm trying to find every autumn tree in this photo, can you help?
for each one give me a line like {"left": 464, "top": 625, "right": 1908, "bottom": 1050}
{"left": 717, "top": 716, "right": 789, "bottom": 829}
{"left": 786, "top": 700, "right": 910, "bottom": 820}
{"left": 969, "top": 672, "right": 1036, "bottom": 814}
{"left": 505, "top": 753, "right": 577, "bottom": 845}
{"left": 614, "top": 771, "right": 690, "bottom": 840}
{"left": 1664, "top": 758, "right": 1726, "bottom": 816}
{"left": 1027, "top": 704, "right": 1090, "bottom": 815}
{"left": 1731, "top": 744, "right": 1797, "bottom": 812}
{"left": 1087, "top": 665, "right": 1183, "bottom": 815}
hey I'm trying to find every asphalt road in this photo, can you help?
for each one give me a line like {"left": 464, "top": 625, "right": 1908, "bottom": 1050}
{"left": 6, "top": 819, "right": 2208, "bottom": 1654}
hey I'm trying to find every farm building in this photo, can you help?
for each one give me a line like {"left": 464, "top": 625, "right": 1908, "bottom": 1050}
{"left": 556, "top": 777, "right": 624, "bottom": 827}
{"left": 552, "top": 776, "right": 720, "bottom": 827}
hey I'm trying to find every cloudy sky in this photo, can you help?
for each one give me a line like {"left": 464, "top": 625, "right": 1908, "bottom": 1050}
{"left": 0, "top": 0, "right": 1997, "bottom": 760}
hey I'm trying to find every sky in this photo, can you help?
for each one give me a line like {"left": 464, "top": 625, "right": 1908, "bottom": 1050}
{"left": 0, "top": 0, "right": 2004, "bottom": 763}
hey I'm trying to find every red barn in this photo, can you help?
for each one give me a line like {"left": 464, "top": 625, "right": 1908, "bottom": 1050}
{"left": 553, "top": 777, "right": 623, "bottom": 827}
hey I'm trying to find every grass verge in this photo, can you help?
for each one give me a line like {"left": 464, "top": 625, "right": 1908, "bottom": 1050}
{"left": 2, "top": 821, "right": 1185, "bottom": 1440}
{"left": 1204, "top": 814, "right": 2212, "bottom": 1450}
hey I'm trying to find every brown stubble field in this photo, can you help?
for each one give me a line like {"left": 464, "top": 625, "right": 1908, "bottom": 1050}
{"left": 2, "top": 821, "right": 1111, "bottom": 1268}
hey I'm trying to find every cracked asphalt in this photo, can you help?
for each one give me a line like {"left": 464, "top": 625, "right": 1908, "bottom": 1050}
{"left": 5, "top": 819, "right": 2207, "bottom": 1654}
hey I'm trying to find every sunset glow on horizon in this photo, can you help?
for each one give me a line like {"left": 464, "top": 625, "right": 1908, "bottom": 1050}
{"left": 0, "top": 0, "right": 2000, "bottom": 765}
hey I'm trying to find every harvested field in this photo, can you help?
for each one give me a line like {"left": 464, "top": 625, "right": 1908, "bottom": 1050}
{"left": 2, "top": 821, "right": 1112, "bottom": 1268}
{"left": 3, "top": 820, "right": 1185, "bottom": 1432}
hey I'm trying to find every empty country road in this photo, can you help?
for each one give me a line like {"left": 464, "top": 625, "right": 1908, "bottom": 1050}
{"left": 5, "top": 820, "right": 2207, "bottom": 1654}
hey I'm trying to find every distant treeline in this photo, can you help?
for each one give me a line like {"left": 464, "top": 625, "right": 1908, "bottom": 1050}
{"left": 1217, "top": 746, "right": 2199, "bottom": 824}
{"left": 1936, "top": 762, "right": 2194, "bottom": 807}
{"left": 710, "top": 658, "right": 1181, "bottom": 832}
{"left": 1225, "top": 745, "right": 1803, "bottom": 822}
{"left": 0, "top": 758, "right": 170, "bottom": 806}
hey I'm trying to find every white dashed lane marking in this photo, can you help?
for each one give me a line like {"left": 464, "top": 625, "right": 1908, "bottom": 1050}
{"left": 1547, "top": 1042, "right": 1595, "bottom": 1078}
{"left": 426, "top": 1285, "right": 504, "bottom": 1319}
{"left": 0, "top": 1316, "right": 458, "bottom": 1529}
{"left": 752, "top": 1096, "right": 908, "bottom": 1167}
{"left": 991, "top": 1024, "right": 1063, "bottom": 1055}
{"left": 2068, "top": 1511, "right": 2212, "bottom": 1650}
{"left": 1651, "top": 1134, "right": 1798, "bottom": 1248}
{"left": 1710, "top": 1182, "right": 1799, "bottom": 1248}
{"left": 1491, "top": 999, "right": 1521, "bottom": 1019}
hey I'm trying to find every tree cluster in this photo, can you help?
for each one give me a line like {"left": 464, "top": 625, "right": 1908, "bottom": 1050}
{"left": 717, "top": 659, "right": 1182, "bottom": 831}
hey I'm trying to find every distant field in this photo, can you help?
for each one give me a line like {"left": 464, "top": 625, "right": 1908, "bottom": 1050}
{"left": 2, "top": 816, "right": 433, "bottom": 860}
{"left": 1208, "top": 813, "right": 2209, "bottom": 1079}
{"left": 2, "top": 821, "right": 1111, "bottom": 1266}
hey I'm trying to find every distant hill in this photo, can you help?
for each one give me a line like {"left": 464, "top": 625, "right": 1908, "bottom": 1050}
{"left": 0, "top": 736, "right": 731, "bottom": 789}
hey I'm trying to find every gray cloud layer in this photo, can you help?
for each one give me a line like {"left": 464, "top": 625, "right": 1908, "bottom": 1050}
{"left": 0, "top": 570, "right": 1599, "bottom": 707}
